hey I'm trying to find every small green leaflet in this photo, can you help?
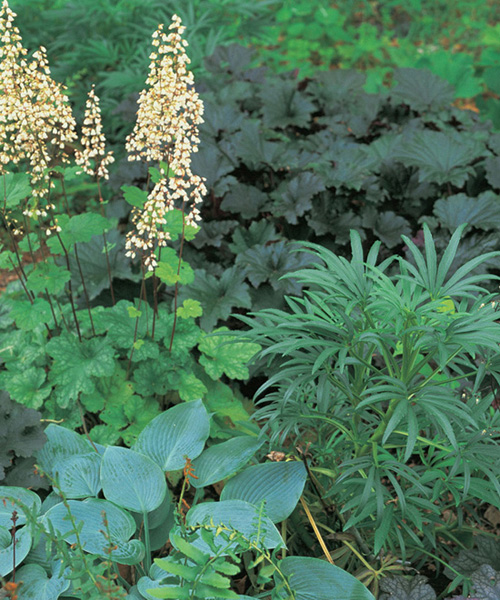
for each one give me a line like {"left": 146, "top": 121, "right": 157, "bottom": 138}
{"left": 154, "top": 248, "right": 194, "bottom": 286}
{"left": 122, "top": 185, "right": 148, "bottom": 208}
{"left": 177, "top": 299, "right": 203, "bottom": 319}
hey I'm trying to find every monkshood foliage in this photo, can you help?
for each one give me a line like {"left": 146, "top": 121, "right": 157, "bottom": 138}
{"left": 0, "top": 400, "right": 375, "bottom": 600}
{"left": 0, "top": 392, "right": 47, "bottom": 489}
{"left": 239, "top": 225, "right": 500, "bottom": 567}
{"left": 107, "top": 46, "right": 500, "bottom": 325}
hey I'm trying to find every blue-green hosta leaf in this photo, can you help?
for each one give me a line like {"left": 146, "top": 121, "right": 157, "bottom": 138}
{"left": 178, "top": 267, "right": 252, "bottom": 332}
{"left": 434, "top": 192, "right": 500, "bottom": 231}
{"left": 46, "top": 333, "right": 116, "bottom": 407}
{"left": 43, "top": 498, "right": 145, "bottom": 565}
{"left": 101, "top": 447, "right": 166, "bottom": 513}
{"left": 397, "top": 130, "right": 485, "bottom": 187}
{"left": 54, "top": 453, "right": 102, "bottom": 499}
{"left": 199, "top": 328, "right": 260, "bottom": 380}
{"left": 191, "top": 436, "right": 264, "bottom": 488}
{"left": 391, "top": 68, "right": 455, "bottom": 112}
{"left": 1, "top": 172, "right": 31, "bottom": 209}
{"left": 279, "top": 556, "right": 375, "bottom": 600}
{"left": 186, "top": 499, "right": 284, "bottom": 552}
{"left": 221, "top": 461, "right": 307, "bottom": 523}
{"left": 13, "top": 563, "right": 70, "bottom": 599}
{"left": 0, "top": 487, "right": 41, "bottom": 527}
{"left": 35, "top": 424, "right": 96, "bottom": 479}
{"left": 26, "top": 262, "right": 71, "bottom": 295}
{"left": 133, "top": 400, "right": 210, "bottom": 472}
{"left": 0, "top": 524, "right": 32, "bottom": 577}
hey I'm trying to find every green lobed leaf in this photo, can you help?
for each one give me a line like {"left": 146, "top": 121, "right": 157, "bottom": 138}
{"left": 46, "top": 333, "right": 116, "bottom": 407}
{"left": 199, "top": 328, "right": 260, "bottom": 380}
{"left": 25, "top": 262, "right": 71, "bottom": 295}
{"left": 1, "top": 172, "right": 31, "bottom": 209}
{"left": 9, "top": 298, "right": 53, "bottom": 330}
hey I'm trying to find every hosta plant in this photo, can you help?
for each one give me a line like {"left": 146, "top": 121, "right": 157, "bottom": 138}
{"left": 240, "top": 224, "right": 500, "bottom": 569}
{"left": 0, "top": 400, "right": 374, "bottom": 600}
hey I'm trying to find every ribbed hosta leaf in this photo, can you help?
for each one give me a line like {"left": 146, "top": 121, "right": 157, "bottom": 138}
{"left": 186, "top": 500, "right": 283, "bottom": 552}
{"left": 0, "top": 524, "right": 32, "bottom": 577}
{"left": 0, "top": 486, "right": 41, "bottom": 527}
{"left": 35, "top": 423, "right": 95, "bottom": 478}
{"left": 133, "top": 400, "right": 210, "bottom": 471}
{"left": 101, "top": 446, "right": 166, "bottom": 513}
{"left": 43, "top": 498, "right": 145, "bottom": 565}
{"left": 13, "top": 563, "right": 70, "bottom": 599}
{"left": 191, "top": 436, "right": 264, "bottom": 488}
{"left": 55, "top": 453, "right": 102, "bottom": 498}
{"left": 221, "top": 461, "right": 307, "bottom": 522}
{"left": 279, "top": 556, "right": 375, "bottom": 600}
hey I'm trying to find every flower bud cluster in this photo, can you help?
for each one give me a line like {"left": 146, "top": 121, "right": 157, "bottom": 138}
{"left": 75, "top": 84, "right": 114, "bottom": 180}
{"left": 125, "top": 15, "right": 206, "bottom": 270}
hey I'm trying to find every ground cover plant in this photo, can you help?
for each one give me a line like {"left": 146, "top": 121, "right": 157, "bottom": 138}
{"left": 1, "top": 0, "right": 500, "bottom": 599}
{"left": 249, "top": 0, "right": 500, "bottom": 127}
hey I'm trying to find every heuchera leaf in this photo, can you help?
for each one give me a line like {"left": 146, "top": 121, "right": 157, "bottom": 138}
{"left": 26, "top": 262, "right": 71, "bottom": 294}
{"left": 271, "top": 172, "right": 325, "bottom": 224}
{"left": 4, "top": 366, "right": 51, "bottom": 409}
{"left": 179, "top": 267, "right": 252, "bottom": 332}
{"left": 260, "top": 79, "right": 315, "bottom": 128}
{"left": 434, "top": 192, "right": 500, "bottom": 231}
{"left": 9, "top": 298, "right": 53, "bottom": 330}
{"left": 198, "top": 328, "right": 260, "bottom": 380}
{"left": 1, "top": 172, "right": 31, "bottom": 209}
{"left": 47, "top": 213, "right": 112, "bottom": 253}
{"left": 220, "top": 183, "right": 269, "bottom": 219}
{"left": 397, "top": 130, "right": 485, "bottom": 187}
{"left": 46, "top": 333, "right": 116, "bottom": 407}
{"left": 122, "top": 185, "right": 148, "bottom": 208}
{"left": 391, "top": 68, "right": 455, "bottom": 112}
